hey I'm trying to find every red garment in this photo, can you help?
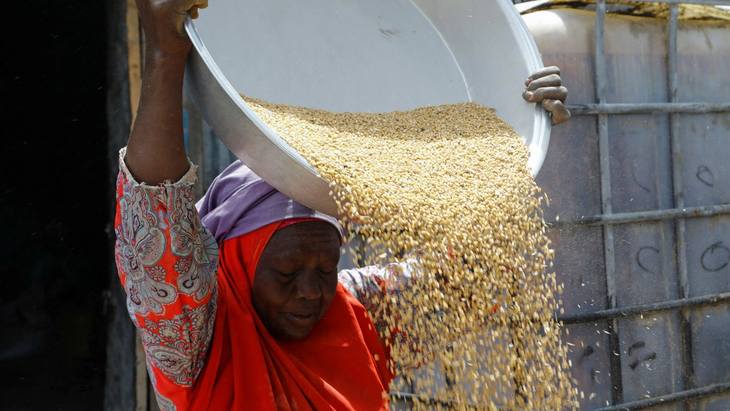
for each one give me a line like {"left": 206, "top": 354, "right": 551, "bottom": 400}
{"left": 276, "top": 217, "right": 324, "bottom": 231}
{"left": 190, "top": 221, "right": 393, "bottom": 410}
{"left": 114, "top": 155, "right": 398, "bottom": 410}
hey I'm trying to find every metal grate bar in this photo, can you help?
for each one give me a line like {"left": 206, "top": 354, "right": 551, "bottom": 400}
{"left": 593, "top": 381, "right": 730, "bottom": 411}
{"left": 547, "top": 203, "right": 730, "bottom": 226}
{"left": 664, "top": 7, "right": 697, "bottom": 411}
{"left": 668, "top": 2, "right": 684, "bottom": 296}
{"left": 595, "top": 0, "right": 614, "bottom": 305}
{"left": 389, "top": 392, "right": 463, "bottom": 408}
{"left": 566, "top": 102, "right": 730, "bottom": 115}
{"left": 392, "top": 381, "right": 730, "bottom": 410}
{"left": 593, "top": 0, "right": 624, "bottom": 405}
{"left": 556, "top": 292, "right": 730, "bottom": 324}
{"left": 621, "top": 0, "right": 730, "bottom": 4}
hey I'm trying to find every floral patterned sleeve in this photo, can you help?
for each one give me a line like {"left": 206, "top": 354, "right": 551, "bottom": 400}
{"left": 339, "top": 256, "right": 490, "bottom": 376}
{"left": 114, "top": 148, "right": 219, "bottom": 410}
{"left": 338, "top": 259, "right": 426, "bottom": 374}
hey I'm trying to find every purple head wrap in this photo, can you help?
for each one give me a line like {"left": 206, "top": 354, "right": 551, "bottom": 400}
{"left": 196, "top": 160, "right": 345, "bottom": 244}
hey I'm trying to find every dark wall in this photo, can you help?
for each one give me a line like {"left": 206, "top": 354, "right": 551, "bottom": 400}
{"left": 0, "top": 2, "right": 109, "bottom": 410}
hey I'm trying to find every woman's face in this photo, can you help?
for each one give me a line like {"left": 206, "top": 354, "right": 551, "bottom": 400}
{"left": 253, "top": 222, "right": 341, "bottom": 340}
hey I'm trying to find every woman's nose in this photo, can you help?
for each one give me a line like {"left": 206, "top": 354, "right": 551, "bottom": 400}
{"left": 294, "top": 269, "right": 322, "bottom": 300}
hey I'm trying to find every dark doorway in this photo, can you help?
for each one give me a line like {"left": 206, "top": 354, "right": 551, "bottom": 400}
{"left": 0, "top": 1, "right": 109, "bottom": 410}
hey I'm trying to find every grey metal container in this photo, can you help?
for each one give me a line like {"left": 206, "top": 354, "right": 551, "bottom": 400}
{"left": 523, "top": 8, "right": 730, "bottom": 410}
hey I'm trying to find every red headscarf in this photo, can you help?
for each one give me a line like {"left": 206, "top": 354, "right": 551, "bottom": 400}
{"left": 188, "top": 221, "right": 393, "bottom": 410}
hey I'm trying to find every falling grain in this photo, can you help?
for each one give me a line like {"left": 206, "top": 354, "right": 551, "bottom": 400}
{"left": 242, "top": 94, "right": 578, "bottom": 410}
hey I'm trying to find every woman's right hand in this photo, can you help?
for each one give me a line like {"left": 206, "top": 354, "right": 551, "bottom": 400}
{"left": 136, "top": 0, "right": 209, "bottom": 59}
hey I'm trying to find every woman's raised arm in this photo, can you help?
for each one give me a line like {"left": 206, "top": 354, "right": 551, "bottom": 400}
{"left": 125, "top": 0, "right": 209, "bottom": 185}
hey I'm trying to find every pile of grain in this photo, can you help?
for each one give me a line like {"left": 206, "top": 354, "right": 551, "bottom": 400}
{"left": 243, "top": 95, "right": 579, "bottom": 410}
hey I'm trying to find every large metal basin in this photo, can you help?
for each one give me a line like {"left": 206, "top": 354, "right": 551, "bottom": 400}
{"left": 183, "top": 0, "right": 549, "bottom": 218}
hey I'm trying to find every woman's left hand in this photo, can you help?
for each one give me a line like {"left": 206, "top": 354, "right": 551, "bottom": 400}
{"left": 522, "top": 66, "right": 571, "bottom": 126}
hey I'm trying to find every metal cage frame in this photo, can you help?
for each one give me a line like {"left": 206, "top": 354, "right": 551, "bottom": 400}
{"left": 391, "top": 0, "right": 730, "bottom": 409}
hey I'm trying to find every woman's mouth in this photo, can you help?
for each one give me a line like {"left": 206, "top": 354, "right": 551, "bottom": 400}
{"left": 282, "top": 312, "right": 317, "bottom": 328}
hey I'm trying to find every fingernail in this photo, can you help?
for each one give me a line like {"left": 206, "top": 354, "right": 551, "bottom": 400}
{"left": 525, "top": 91, "right": 533, "bottom": 98}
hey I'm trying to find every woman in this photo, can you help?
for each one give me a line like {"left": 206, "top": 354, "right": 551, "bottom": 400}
{"left": 115, "top": 0, "right": 571, "bottom": 409}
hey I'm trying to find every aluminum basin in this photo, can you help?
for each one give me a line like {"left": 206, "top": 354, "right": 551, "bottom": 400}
{"left": 184, "top": 0, "right": 549, "bottom": 218}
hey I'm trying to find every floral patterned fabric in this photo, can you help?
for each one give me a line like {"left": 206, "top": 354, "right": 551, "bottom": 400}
{"left": 115, "top": 148, "right": 218, "bottom": 406}
{"left": 338, "top": 260, "right": 418, "bottom": 336}
{"left": 339, "top": 260, "right": 442, "bottom": 374}
{"left": 114, "top": 148, "right": 423, "bottom": 407}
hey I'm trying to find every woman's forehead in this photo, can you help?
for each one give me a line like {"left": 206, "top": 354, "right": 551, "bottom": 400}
{"left": 265, "top": 222, "right": 341, "bottom": 255}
